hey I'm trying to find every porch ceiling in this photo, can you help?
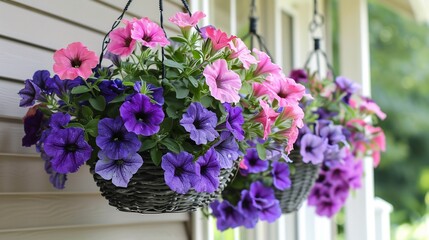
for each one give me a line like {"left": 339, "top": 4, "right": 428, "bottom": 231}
{"left": 375, "top": 0, "right": 429, "bottom": 23}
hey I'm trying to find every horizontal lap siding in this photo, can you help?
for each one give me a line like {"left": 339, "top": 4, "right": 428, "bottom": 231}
{"left": 0, "top": 0, "right": 189, "bottom": 239}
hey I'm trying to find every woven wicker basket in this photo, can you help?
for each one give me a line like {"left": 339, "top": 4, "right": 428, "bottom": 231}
{"left": 90, "top": 158, "right": 237, "bottom": 214}
{"left": 275, "top": 151, "right": 320, "bottom": 213}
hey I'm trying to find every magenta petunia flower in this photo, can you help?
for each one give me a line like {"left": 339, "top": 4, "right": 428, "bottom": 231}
{"left": 253, "top": 49, "right": 282, "bottom": 76}
{"left": 169, "top": 11, "right": 206, "bottom": 29}
{"left": 119, "top": 93, "right": 165, "bottom": 136}
{"left": 265, "top": 74, "right": 306, "bottom": 107}
{"left": 131, "top": 17, "right": 169, "bottom": 48}
{"left": 53, "top": 42, "right": 98, "bottom": 80}
{"left": 107, "top": 21, "right": 136, "bottom": 57}
{"left": 253, "top": 100, "right": 279, "bottom": 140}
{"left": 203, "top": 59, "right": 241, "bottom": 103}
{"left": 228, "top": 38, "right": 258, "bottom": 69}
{"left": 95, "top": 151, "right": 143, "bottom": 187}
{"left": 205, "top": 26, "right": 236, "bottom": 51}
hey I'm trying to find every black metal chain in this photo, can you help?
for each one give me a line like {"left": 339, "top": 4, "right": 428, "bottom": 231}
{"left": 303, "top": 0, "right": 335, "bottom": 78}
{"left": 159, "top": 0, "right": 167, "bottom": 80}
{"left": 181, "top": 0, "right": 201, "bottom": 33}
{"left": 98, "top": 0, "right": 133, "bottom": 67}
{"left": 242, "top": 0, "right": 273, "bottom": 59}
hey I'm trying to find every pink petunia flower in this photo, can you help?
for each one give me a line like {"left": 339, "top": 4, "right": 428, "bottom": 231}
{"left": 265, "top": 74, "right": 306, "bottom": 107}
{"left": 279, "top": 104, "right": 305, "bottom": 129}
{"left": 253, "top": 100, "right": 279, "bottom": 140}
{"left": 169, "top": 11, "right": 206, "bottom": 29}
{"left": 53, "top": 42, "right": 98, "bottom": 80}
{"left": 360, "top": 97, "right": 387, "bottom": 120}
{"left": 205, "top": 27, "right": 236, "bottom": 51}
{"left": 203, "top": 59, "right": 242, "bottom": 103}
{"left": 107, "top": 20, "right": 136, "bottom": 57}
{"left": 228, "top": 38, "right": 258, "bottom": 69}
{"left": 252, "top": 82, "right": 271, "bottom": 98}
{"left": 131, "top": 17, "right": 169, "bottom": 48}
{"left": 253, "top": 49, "right": 282, "bottom": 76}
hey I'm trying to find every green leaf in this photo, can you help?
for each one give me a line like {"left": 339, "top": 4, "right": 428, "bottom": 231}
{"left": 85, "top": 119, "right": 99, "bottom": 137}
{"left": 109, "top": 94, "right": 126, "bottom": 104}
{"left": 160, "top": 138, "right": 181, "bottom": 153}
{"left": 66, "top": 122, "right": 85, "bottom": 129}
{"left": 164, "top": 59, "right": 184, "bottom": 70}
{"left": 200, "top": 95, "right": 213, "bottom": 108}
{"left": 71, "top": 85, "right": 91, "bottom": 94}
{"left": 81, "top": 106, "right": 93, "bottom": 120}
{"left": 188, "top": 76, "right": 198, "bottom": 88}
{"left": 140, "top": 75, "right": 159, "bottom": 85}
{"left": 169, "top": 36, "right": 188, "bottom": 44}
{"left": 160, "top": 117, "right": 174, "bottom": 133}
{"left": 150, "top": 148, "right": 163, "bottom": 166}
{"left": 140, "top": 138, "right": 158, "bottom": 152}
{"left": 89, "top": 95, "right": 106, "bottom": 111}
{"left": 122, "top": 81, "right": 135, "bottom": 87}
{"left": 171, "top": 81, "right": 189, "bottom": 99}
{"left": 256, "top": 143, "right": 267, "bottom": 160}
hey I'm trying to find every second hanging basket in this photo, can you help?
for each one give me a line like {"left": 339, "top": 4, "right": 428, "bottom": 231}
{"left": 275, "top": 150, "right": 320, "bottom": 213}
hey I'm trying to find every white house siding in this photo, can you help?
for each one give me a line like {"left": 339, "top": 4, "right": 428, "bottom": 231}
{"left": 0, "top": 1, "right": 190, "bottom": 239}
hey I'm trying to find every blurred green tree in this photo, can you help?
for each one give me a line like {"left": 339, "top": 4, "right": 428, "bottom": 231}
{"left": 368, "top": 1, "right": 429, "bottom": 224}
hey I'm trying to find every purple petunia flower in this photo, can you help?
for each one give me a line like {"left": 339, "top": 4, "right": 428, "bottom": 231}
{"left": 315, "top": 108, "right": 338, "bottom": 121}
{"left": 330, "top": 181, "right": 350, "bottom": 202}
{"left": 133, "top": 82, "right": 164, "bottom": 105}
{"left": 44, "top": 128, "right": 92, "bottom": 174}
{"left": 318, "top": 121, "right": 345, "bottom": 145}
{"left": 180, "top": 102, "right": 219, "bottom": 145}
{"left": 323, "top": 145, "right": 346, "bottom": 165}
{"left": 32, "top": 70, "right": 52, "bottom": 94}
{"left": 213, "top": 131, "right": 240, "bottom": 168}
{"left": 271, "top": 161, "right": 291, "bottom": 190}
{"left": 104, "top": 51, "right": 121, "bottom": 67}
{"left": 314, "top": 196, "right": 342, "bottom": 217}
{"left": 42, "top": 151, "right": 67, "bottom": 189}
{"left": 18, "top": 79, "right": 43, "bottom": 107}
{"left": 49, "top": 112, "right": 70, "bottom": 130}
{"left": 258, "top": 200, "right": 282, "bottom": 223}
{"left": 335, "top": 76, "right": 359, "bottom": 95}
{"left": 95, "top": 151, "right": 143, "bottom": 187}
{"left": 161, "top": 151, "right": 198, "bottom": 194}
{"left": 300, "top": 134, "right": 328, "bottom": 164}
{"left": 99, "top": 79, "right": 125, "bottom": 102}
{"left": 219, "top": 103, "right": 245, "bottom": 141}
{"left": 288, "top": 69, "right": 308, "bottom": 84}
{"left": 249, "top": 181, "right": 277, "bottom": 209}
{"left": 120, "top": 93, "right": 165, "bottom": 136}
{"left": 46, "top": 75, "right": 85, "bottom": 96}
{"left": 237, "top": 190, "right": 259, "bottom": 228}
{"left": 96, "top": 117, "right": 141, "bottom": 160}
{"left": 214, "top": 200, "right": 245, "bottom": 231}
{"left": 243, "top": 148, "right": 268, "bottom": 173}
{"left": 194, "top": 148, "right": 221, "bottom": 193}
{"left": 22, "top": 108, "right": 44, "bottom": 147}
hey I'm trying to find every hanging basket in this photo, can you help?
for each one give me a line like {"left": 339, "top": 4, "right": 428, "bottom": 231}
{"left": 90, "top": 159, "right": 237, "bottom": 214}
{"left": 275, "top": 150, "right": 320, "bottom": 213}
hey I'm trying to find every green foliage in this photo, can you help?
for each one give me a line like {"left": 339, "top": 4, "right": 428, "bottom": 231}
{"left": 367, "top": 0, "right": 429, "bottom": 225}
